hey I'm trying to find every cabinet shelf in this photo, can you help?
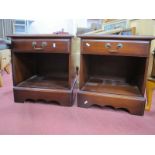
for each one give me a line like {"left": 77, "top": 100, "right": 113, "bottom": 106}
{"left": 81, "top": 76, "right": 142, "bottom": 97}
{"left": 17, "top": 74, "right": 69, "bottom": 90}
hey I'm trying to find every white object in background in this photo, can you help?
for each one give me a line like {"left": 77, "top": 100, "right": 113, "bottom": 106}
{"left": 28, "top": 19, "right": 88, "bottom": 35}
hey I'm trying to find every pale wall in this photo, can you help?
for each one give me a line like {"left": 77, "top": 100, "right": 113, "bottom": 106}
{"left": 130, "top": 19, "right": 155, "bottom": 77}
{"left": 28, "top": 19, "right": 88, "bottom": 35}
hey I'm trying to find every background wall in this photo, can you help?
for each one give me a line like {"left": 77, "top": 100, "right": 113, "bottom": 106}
{"left": 28, "top": 19, "right": 88, "bottom": 35}
{"left": 1, "top": 19, "right": 155, "bottom": 78}
{"left": 0, "top": 19, "right": 13, "bottom": 38}
{"left": 129, "top": 20, "right": 155, "bottom": 77}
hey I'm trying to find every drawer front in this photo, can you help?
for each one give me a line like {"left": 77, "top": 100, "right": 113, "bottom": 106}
{"left": 82, "top": 40, "right": 150, "bottom": 57}
{"left": 12, "top": 39, "right": 70, "bottom": 53}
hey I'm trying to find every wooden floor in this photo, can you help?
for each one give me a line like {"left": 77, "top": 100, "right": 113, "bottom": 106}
{"left": 17, "top": 74, "right": 69, "bottom": 90}
{"left": 81, "top": 76, "right": 142, "bottom": 97}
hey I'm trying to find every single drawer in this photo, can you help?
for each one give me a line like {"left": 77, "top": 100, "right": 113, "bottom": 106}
{"left": 82, "top": 39, "right": 150, "bottom": 57}
{"left": 12, "top": 39, "right": 70, "bottom": 53}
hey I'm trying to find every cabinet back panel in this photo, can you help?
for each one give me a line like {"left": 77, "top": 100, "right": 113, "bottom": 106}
{"left": 36, "top": 53, "right": 69, "bottom": 78}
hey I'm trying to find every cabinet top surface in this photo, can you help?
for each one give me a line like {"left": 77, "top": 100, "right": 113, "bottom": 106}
{"left": 8, "top": 34, "right": 73, "bottom": 39}
{"left": 78, "top": 34, "right": 155, "bottom": 41}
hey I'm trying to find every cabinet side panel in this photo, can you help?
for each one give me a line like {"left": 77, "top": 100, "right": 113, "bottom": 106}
{"left": 79, "top": 54, "right": 89, "bottom": 89}
{"left": 12, "top": 53, "right": 36, "bottom": 85}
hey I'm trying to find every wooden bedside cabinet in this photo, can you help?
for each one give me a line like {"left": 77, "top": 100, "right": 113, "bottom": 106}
{"left": 78, "top": 34, "right": 155, "bottom": 115}
{"left": 9, "top": 35, "right": 77, "bottom": 106}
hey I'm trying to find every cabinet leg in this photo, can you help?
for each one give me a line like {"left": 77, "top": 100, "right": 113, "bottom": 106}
{"left": 128, "top": 106, "right": 145, "bottom": 116}
{"left": 59, "top": 99, "right": 72, "bottom": 106}
{"left": 145, "top": 80, "right": 155, "bottom": 111}
{"left": 14, "top": 95, "right": 25, "bottom": 103}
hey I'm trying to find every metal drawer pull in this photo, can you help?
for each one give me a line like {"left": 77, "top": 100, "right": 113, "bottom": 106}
{"left": 32, "top": 41, "right": 47, "bottom": 50}
{"left": 117, "top": 43, "right": 123, "bottom": 48}
{"left": 32, "top": 41, "right": 37, "bottom": 48}
{"left": 41, "top": 42, "right": 47, "bottom": 47}
{"left": 108, "top": 50, "right": 118, "bottom": 53}
{"left": 105, "top": 43, "right": 111, "bottom": 48}
{"left": 52, "top": 43, "right": 56, "bottom": 48}
{"left": 86, "top": 43, "right": 90, "bottom": 47}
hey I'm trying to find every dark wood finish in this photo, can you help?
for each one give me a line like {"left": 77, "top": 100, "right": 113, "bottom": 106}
{"left": 10, "top": 35, "right": 76, "bottom": 106}
{"left": 82, "top": 40, "right": 149, "bottom": 57}
{"left": 12, "top": 39, "right": 70, "bottom": 53}
{"left": 78, "top": 34, "right": 155, "bottom": 41}
{"left": 78, "top": 91, "right": 145, "bottom": 115}
{"left": 81, "top": 76, "right": 142, "bottom": 97}
{"left": 78, "top": 34, "right": 155, "bottom": 115}
{"left": 14, "top": 87, "right": 73, "bottom": 106}
{"left": 80, "top": 55, "right": 147, "bottom": 95}
{"left": 17, "top": 75, "right": 68, "bottom": 90}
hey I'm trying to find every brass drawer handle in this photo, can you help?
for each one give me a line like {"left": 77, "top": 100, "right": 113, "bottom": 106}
{"left": 32, "top": 41, "right": 42, "bottom": 50}
{"left": 105, "top": 43, "right": 111, "bottom": 48}
{"left": 117, "top": 43, "right": 123, "bottom": 48}
{"left": 42, "top": 42, "right": 47, "bottom": 48}
{"left": 108, "top": 49, "right": 118, "bottom": 53}
{"left": 32, "top": 41, "right": 47, "bottom": 50}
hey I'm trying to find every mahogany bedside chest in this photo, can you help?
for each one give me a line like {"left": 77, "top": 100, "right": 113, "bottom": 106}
{"left": 9, "top": 34, "right": 77, "bottom": 106}
{"left": 78, "top": 34, "right": 155, "bottom": 115}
